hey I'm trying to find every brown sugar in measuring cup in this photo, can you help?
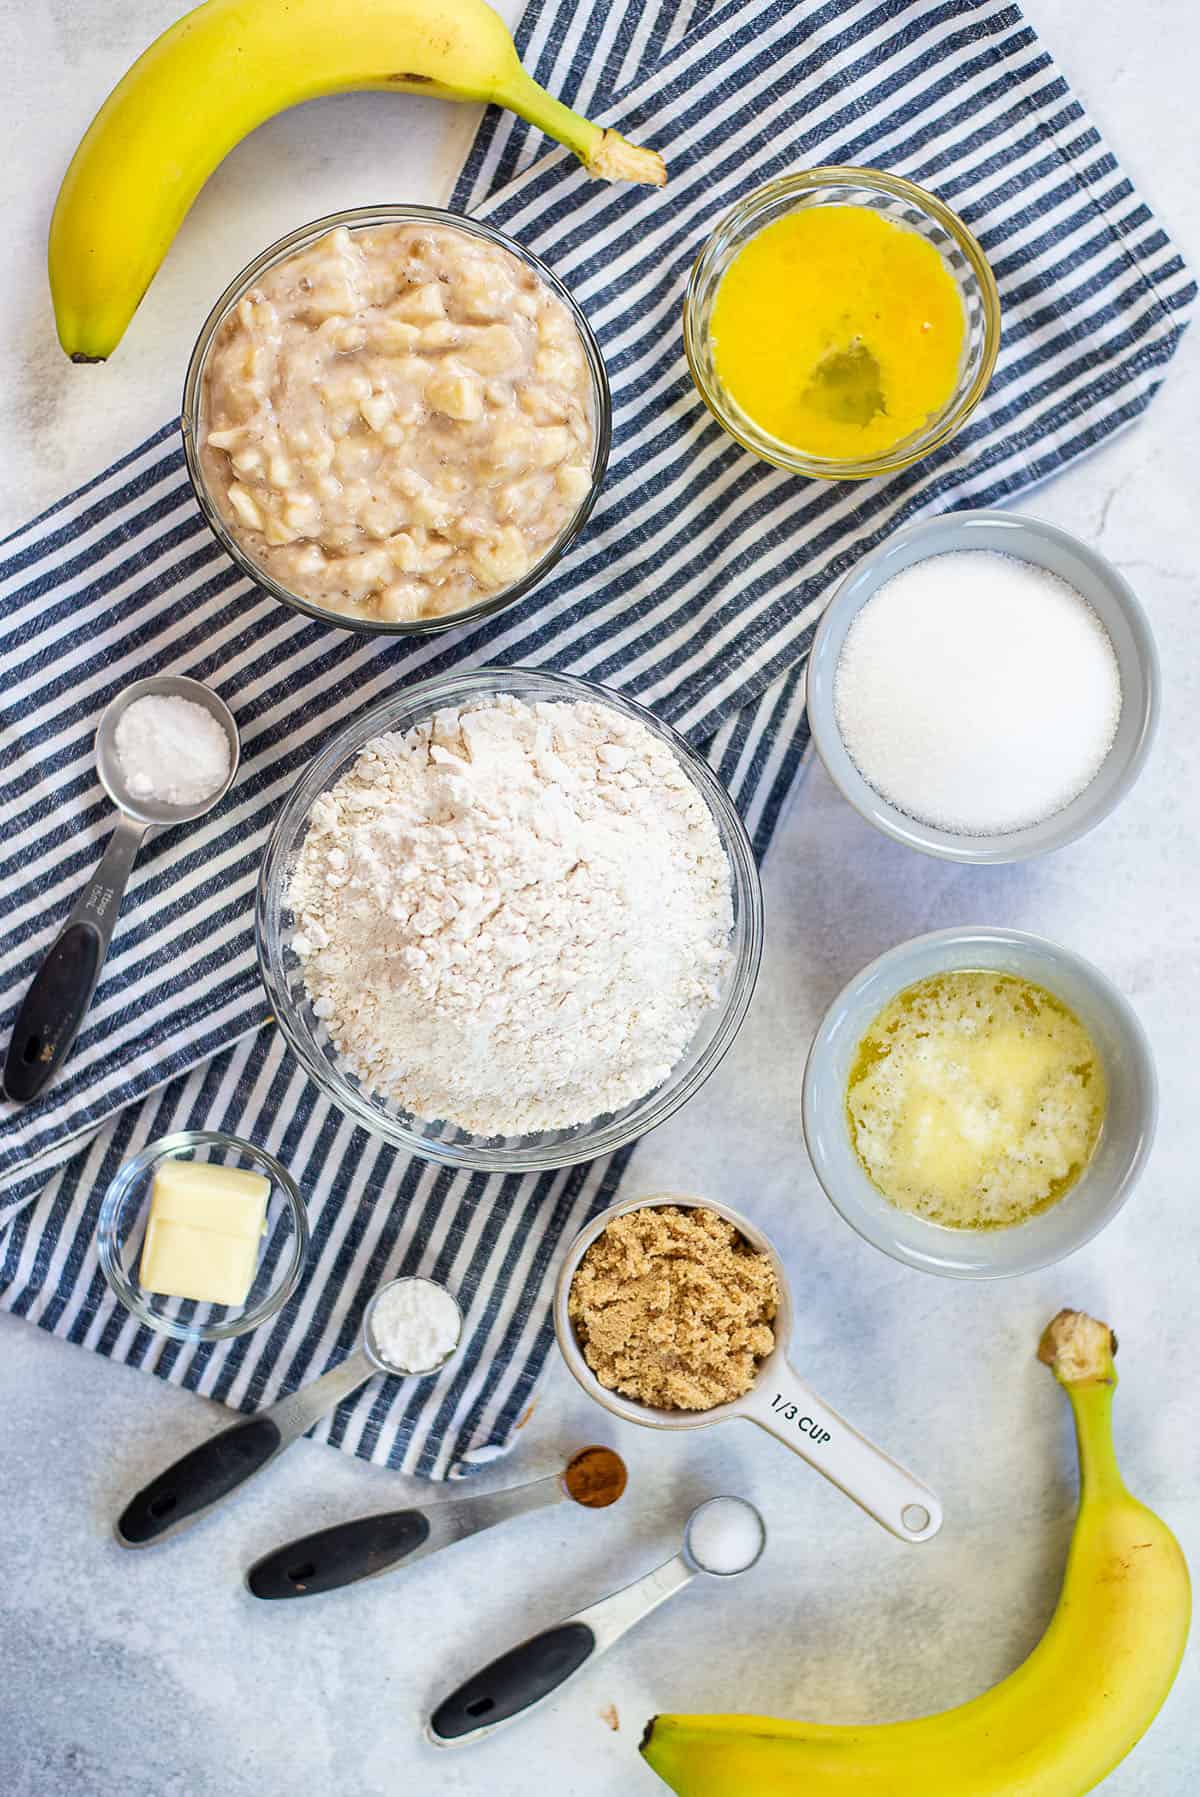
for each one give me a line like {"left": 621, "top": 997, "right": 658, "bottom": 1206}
{"left": 555, "top": 1194, "right": 943, "bottom": 1545}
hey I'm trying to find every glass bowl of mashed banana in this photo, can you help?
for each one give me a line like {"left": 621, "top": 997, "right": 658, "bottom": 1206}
{"left": 182, "top": 207, "right": 611, "bottom": 634}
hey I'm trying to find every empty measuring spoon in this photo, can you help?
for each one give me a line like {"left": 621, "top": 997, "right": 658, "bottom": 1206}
{"left": 116, "top": 1277, "right": 461, "bottom": 1548}
{"left": 3, "top": 674, "right": 239, "bottom": 1103}
{"left": 428, "top": 1495, "right": 765, "bottom": 1747}
{"left": 247, "top": 1445, "right": 627, "bottom": 1600}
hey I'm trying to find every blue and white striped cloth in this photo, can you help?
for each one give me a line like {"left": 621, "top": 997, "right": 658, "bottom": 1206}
{"left": 0, "top": 0, "right": 1192, "bottom": 1476}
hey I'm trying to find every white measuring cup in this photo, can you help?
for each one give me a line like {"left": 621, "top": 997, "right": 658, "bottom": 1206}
{"left": 554, "top": 1195, "right": 941, "bottom": 1544}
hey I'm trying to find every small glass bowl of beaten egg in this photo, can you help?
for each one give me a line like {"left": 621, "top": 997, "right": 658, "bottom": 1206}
{"left": 97, "top": 1131, "right": 309, "bottom": 1342}
{"left": 802, "top": 928, "right": 1157, "bottom": 1279}
{"left": 683, "top": 167, "right": 1001, "bottom": 480}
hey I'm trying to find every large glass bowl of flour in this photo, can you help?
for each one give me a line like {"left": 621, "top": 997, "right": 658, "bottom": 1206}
{"left": 257, "top": 668, "right": 763, "bottom": 1171}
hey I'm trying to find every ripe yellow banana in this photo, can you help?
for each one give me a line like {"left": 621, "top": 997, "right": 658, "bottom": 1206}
{"left": 49, "top": 0, "right": 666, "bottom": 362}
{"left": 643, "top": 1310, "right": 1190, "bottom": 1797}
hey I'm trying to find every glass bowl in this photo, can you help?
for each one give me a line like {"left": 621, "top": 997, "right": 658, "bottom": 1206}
{"left": 181, "top": 205, "right": 612, "bottom": 636}
{"left": 801, "top": 928, "right": 1157, "bottom": 1280}
{"left": 804, "top": 510, "right": 1160, "bottom": 863}
{"left": 256, "top": 666, "right": 764, "bottom": 1173}
{"left": 97, "top": 1131, "right": 309, "bottom": 1342}
{"left": 683, "top": 167, "right": 1001, "bottom": 480}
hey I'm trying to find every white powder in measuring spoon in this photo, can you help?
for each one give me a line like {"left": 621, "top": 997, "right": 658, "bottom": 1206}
{"left": 369, "top": 1279, "right": 462, "bottom": 1374}
{"left": 114, "top": 694, "right": 231, "bottom": 808}
{"left": 834, "top": 552, "right": 1123, "bottom": 835}
{"left": 686, "top": 1497, "right": 765, "bottom": 1575}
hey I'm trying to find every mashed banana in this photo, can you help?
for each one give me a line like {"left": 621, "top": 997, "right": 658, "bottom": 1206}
{"left": 200, "top": 222, "right": 596, "bottom": 623}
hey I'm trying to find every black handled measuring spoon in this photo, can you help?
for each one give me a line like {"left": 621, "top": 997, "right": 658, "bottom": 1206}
{"left": 428, "top": 1495, "right": 766, "bottom": 1746}
{"left": 117, "top": 1278, "right": 461, "bottom": 1548}
{"left": 247, "top": 1446, "right": 627, "bottom": 1599}
{"left": 3, "top": 674, "right": 239, "bottom": 1103}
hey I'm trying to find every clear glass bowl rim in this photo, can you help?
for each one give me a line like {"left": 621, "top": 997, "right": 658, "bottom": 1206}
{"left": 682, "top": 165, "right": 1002, "bottom": 481}
{"left": 256, "top": 665, "right": 765, "bottom": 1172}
{"left": 96, "top": 1129, "right": 310, "bottom": 1342}
{"left": 180, "top": 204, "right": 613, "bottom": 636}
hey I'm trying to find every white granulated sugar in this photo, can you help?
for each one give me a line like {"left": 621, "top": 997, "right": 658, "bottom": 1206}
{"left": 289, "top": 696, "right": 734, "bottom": 1136}
{"left": 834, "top": 551, "right": 1123, "bottom": 835}
{"left": 114, "top": 693, "right": 231, "bottom": 808}
{"left": 687, "top": 1497, "right": 764, "bottom": 1575}
{"left": 369, "top": 1279, "right": 461, "bottom": 1374}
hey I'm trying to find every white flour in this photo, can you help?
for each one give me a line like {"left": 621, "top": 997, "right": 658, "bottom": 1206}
{"left": 290, "top": 696, "right": 733, "bottom": 1136}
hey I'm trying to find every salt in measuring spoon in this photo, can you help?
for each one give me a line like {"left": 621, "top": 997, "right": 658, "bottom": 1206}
{"left": 246, "top": 1445, "right": 627, "bottom": 1600}
{"left": 428, "top": 1496, "right": 766, "bottom": 1747}
{"left": 3, "top": 674, "right": 240, "bottom": 1103}
{"left": 116, "top": 1277, "right": 461, "bottom": 1548}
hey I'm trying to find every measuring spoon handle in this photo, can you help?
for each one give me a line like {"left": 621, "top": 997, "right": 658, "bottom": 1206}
{"left": 428, "top": 1553, "right": 694, "bottom": 1747}
{"left": 117, "top": 1350, "right": 376, "bottom": 1548}
{"left": 248, "top": 1473, "right": 564, "bottom": 1599}
{"left": 742, "top": 1362, "right": 942, "bottom": 1544}
{"left": 3, "top": 814, "right": 148, "bottom": 1103}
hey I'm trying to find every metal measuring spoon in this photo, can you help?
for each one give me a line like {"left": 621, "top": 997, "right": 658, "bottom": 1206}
{"left": 428, "top": 1495, "right": 766, "bottom": 1747}
{"left": 246, "top": 1445, "right": 628, "bottom": 1600}
{"left": 3, "top": 674, "right": 240, "bottom": 1103}
{"left": 116, "top": 1278, "right": 462, "bottom": 1548}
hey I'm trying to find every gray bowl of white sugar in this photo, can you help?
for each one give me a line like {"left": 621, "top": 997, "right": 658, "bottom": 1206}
{"left": 805, "top": 510, "right": 1159, "bottom": 864}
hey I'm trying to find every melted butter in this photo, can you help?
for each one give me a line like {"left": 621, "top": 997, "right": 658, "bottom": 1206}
{"left": 710, "top": 205, "right": 966, "bottom": 461}
{"left": 846, "top": 972, "right": 1106, "bottom": 1230}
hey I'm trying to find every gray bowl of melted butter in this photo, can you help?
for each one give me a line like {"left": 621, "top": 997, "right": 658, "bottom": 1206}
{"left": 801, "top": 926, "right": 1157, "bottom": 1279}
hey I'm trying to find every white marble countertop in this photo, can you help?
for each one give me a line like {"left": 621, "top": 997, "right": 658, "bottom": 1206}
{"left": 2, "top": 3, "right": 1197, "bottom": 1794}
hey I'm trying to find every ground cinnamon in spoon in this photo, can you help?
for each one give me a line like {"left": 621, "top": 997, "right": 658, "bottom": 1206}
{"left": 563, "top": 1446, "right": 628, "bottom": 1508}
{"left": 568, "top": 1204, "right": 778, "bottom": 1410}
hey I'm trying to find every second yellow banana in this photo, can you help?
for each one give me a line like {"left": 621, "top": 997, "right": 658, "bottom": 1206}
{"left": 642, "top": 1311, "right": 1190, "bottom": 1797}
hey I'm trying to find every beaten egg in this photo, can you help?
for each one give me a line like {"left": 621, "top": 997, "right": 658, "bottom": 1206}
{"left": 710, "top": 204, "right": 967, "bottom": 463}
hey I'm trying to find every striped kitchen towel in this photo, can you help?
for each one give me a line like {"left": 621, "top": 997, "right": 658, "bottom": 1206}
{"left": 0, "top": 0, "right": 1193, "bottom": 1475}
{"left": 0, "top": 669, "right": 808, "bottom": 1478}
{"left": 2, "top": 0, "right": 1194, "bottom": 1197}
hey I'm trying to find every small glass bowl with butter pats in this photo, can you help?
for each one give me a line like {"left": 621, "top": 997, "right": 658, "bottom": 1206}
{"left": 97, "top": 1132, "right": 309, "bottom": 1342}
{"left": 182, "top": 206, "right": 611, "bottom": 635}
{"left": 257, "top": 667, "right": 763, "bottom": 1174}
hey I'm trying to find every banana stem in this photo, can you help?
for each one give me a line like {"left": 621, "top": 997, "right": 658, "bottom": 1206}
{"left": 497, "top": 65, "right": 666, "bottom": 185}
{"left": 1068, "top": 1382, "right": 1128, "bottom": 1504}
{"left": 1039, "top": 1309, "right": 1127, "bottom": 1504}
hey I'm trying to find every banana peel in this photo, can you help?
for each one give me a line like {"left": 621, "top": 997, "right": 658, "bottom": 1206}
{"left": 642, "top": 1310, "right": 1190, "bottom": 1797}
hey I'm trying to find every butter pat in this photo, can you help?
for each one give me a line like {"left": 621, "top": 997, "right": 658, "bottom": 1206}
{"left": 140, "top": 1160, "right": 270, "bottom": 1306}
